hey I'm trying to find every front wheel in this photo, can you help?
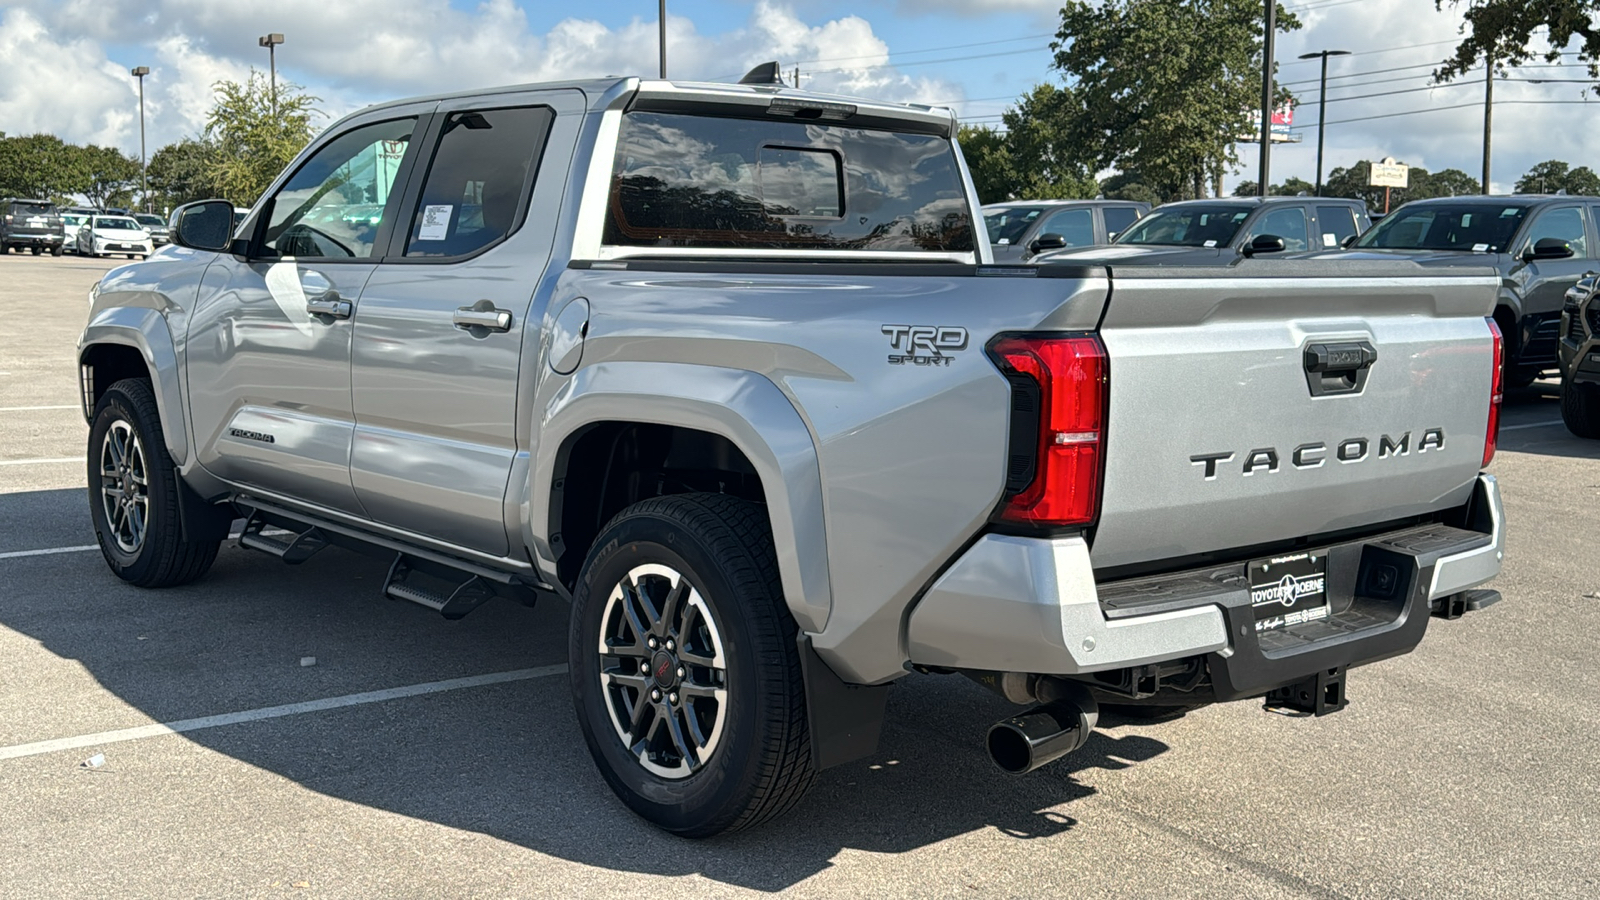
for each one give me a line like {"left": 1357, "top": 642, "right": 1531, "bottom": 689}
{"left": 569, "top": 493, "right": 815, "bottom": 837}
{"left": 87, "top": 378, "right": 220, "bottom": 587}
{"left": 1562, "top": 377, "right": 1600, "bottom": 439}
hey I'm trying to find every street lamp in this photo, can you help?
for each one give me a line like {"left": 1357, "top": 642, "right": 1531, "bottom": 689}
{"left": 1298, "top": 49, "right": 1351, "bottom": 197}
{"left": 258, "top": 33, "right": 284, "bottom": 112}
{"left": 131, "top": 66, "right": 149, "bottom": 213}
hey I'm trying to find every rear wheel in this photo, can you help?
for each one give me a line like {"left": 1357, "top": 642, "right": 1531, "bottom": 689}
{"left": 569, "top": 492, "right": 814, "bottom": 837}
{"left": 87, "top": 378, "right": 220, "bottom": 587}
{"left": 30, "top": 246, "right": 40, "bottom": 255}
{"left": 50, "top": 245, "right": 62, "bottom": 257}
{"left": 1561, "top": 376, "right": 1600, "bottom": 439}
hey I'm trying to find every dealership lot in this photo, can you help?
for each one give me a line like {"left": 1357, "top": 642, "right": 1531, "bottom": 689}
{"left": 2, "top": 253, "right": 1598, "bottom": 898}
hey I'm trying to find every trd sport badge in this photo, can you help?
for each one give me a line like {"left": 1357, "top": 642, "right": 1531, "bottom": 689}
{"left": 882, "top": 325, "right": 968, "bottom": 366}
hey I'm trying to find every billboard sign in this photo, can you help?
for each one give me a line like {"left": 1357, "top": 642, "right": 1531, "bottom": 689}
{"left": 1369, "top": 158, "right": 1410, "bottom": 188}
{"left": 1239, "top": 103, "right": 1300, "bottom": 143}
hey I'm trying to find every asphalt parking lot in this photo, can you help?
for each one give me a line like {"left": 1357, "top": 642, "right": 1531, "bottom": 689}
{"left": 2, "top": 252, "right": 1598, "bottom": 899}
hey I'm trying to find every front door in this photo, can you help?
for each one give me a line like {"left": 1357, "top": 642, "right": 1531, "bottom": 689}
{"left": 349, "top": 90, "right": 581, "bottom": 556}
{"left": 1512, "top": 204, "right": 1595, "bottom": 366}
{"left": 186, "top": 112, "right": 427, "bottom": 515}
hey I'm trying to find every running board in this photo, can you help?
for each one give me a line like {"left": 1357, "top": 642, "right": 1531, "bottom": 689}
{"left": 238, "top": 511, "right": 329, "bottom": 564}
{"left": 383, "top": 555, "right": 496, "bottom": 620}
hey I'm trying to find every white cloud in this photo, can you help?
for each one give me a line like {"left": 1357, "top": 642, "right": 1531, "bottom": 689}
{"left": 1, "top": 0, "right": 962, "bottom": 162}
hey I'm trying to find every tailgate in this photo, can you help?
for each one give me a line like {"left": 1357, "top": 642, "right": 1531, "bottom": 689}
{"left": 1091, "top": 262, "right": 1500, "bottom": 571}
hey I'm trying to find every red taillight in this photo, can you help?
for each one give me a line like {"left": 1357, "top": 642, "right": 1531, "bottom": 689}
{"left": 1484, "top": 317, "right": 1503, "bottom": 468}
{"left": 989, "top": 334, "right": 1108, "bottom": 526}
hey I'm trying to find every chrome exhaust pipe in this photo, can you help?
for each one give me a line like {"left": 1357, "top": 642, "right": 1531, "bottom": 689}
{"left": 985, "top": 679, "right": 1099, "bottom": 775}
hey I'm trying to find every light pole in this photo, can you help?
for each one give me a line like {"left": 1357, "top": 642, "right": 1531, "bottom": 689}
{"left": 1482, "top": 57, "right": 1493, "bottom": 194}
{"left": 131, "top": 66, "right": 149, "bottom": 213}
{"left": 258, "top": 33, "right": 284, "bottom": 113}
{"left": 1256, "top": 0, "right": 1276, "bottom": 196}
{"left": 1298, "top": 49, "right": 1350, "bottom": 197}
{"left": 658, "top": 1, "right": 667, "bottom": 78}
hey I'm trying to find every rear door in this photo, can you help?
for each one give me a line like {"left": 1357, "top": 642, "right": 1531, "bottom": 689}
{"left": 1101, "top": 205, "right": 1142, "bottom": 243}
{"left": 348, "top": 89, "right": 580, "bottom": 556}
{"left": 1315, "top": 204, "right": 1361, "bottom": 249}
{"left": 186, "top": 109, "right": 429, "bottom": 514}
{"left": 1091, "top": 266, "right": 1498, "bottom": 570}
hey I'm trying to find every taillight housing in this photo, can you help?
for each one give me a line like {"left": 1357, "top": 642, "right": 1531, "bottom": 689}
{"left": 1483, "top": 317, "right": 1502, "bottom": 468}
{"left": 988, "top": 334, "right": 1108, "bottom": 527}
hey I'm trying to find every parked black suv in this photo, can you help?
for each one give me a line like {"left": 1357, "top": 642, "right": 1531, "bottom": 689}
{"left": 1558, "top": 274, "right": 1600, "bottom": 437}
{"left": 1336, "top": 195, "right": 1599, "bottom": 386}
{"left": 2, "top": 198, "right": 65, "bottom": 256}
{"left": 1035, "top": 196, "right": 1371, "bottom": 266}
{"left": 983, "top": 200, "right": 1150, "bottom": 262}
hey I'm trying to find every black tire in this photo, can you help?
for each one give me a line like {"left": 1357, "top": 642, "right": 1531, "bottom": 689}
{"left": 87, "top": 378, "right": 220, "bottom": 587}
{"left": 1562, "top": 376, "right": 1600, "bottom": 439}
{"left": 50, "top": 246, "right": 62, "bottom": 257}
{"left": 569, "top": 492, "right": 814, "bottom": 837}
{"left": 30, "top": 246, "right": 41, "bottom": 255}
{"left": 1506, "top": 366, "right": 1540, "bottom": 390}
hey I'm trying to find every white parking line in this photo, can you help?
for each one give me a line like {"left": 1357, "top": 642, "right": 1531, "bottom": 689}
{"left": 1500, "top": 419, "right": 1565, "bottom": 432}
{"left": 0, "top": 664, "right": 568, "bottom": 762}
{"left": 0, "top": 405, "right": 78, "bottom": 412}
{"left": 0, "top": 545, "right": 98, "bottom": 560}
{"left": 0, "top": 457, "right": 79, "bottom": 466}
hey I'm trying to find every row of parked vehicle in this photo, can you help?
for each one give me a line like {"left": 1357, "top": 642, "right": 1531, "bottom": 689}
{"left": 984, "top": 193, "right": 1600, "bottom": 437}
{"left": 1, "top": 197, "right": 170, "bottom": 259}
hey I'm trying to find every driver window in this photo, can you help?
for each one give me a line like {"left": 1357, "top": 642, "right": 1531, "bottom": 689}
{"left": 1036, "top": 208, "right": 1096, "bottom": 248}
{"left": 261, "top": 117, "right": 417, "bottom": 259}
{"left": 1246, "top": 206, "right": 1309, "bottom": 251}
{"left": 1525, "top": 207, "right": 1588, "bottom": 258}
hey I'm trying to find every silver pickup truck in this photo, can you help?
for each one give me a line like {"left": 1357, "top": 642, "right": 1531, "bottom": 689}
{"left": 78, "top": 73, "right": 1507, "bottom": 837}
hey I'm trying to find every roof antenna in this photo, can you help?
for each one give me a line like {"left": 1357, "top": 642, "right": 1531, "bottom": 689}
{"left": 739, "top": 62, "right": 786, "bottom": 86}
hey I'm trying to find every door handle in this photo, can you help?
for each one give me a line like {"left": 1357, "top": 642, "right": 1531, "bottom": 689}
{"left": 453, "top": 303, "right": 513, "bottom": 333}
{"left": 306, "top": 291, "right": 352, "bottom": 319}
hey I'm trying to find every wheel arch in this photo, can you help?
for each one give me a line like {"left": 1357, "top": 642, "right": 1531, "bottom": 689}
{"left": 534, "top": 362, "right": 831, "bottom": 634}
{"left": 79, "top": 307, "right": 189, "bottom": 466}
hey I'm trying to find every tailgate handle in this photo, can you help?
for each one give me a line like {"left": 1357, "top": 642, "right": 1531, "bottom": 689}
{"left": 1303, "top": 341, "right": 1377, "bottom": 397}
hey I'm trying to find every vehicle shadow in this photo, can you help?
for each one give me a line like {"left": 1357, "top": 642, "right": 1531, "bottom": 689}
{"left": 1495, "top": 381, "right": 1600, "bottom": 461}
{"left": 0, "top": 487, "right": 1172, "bottom": 892}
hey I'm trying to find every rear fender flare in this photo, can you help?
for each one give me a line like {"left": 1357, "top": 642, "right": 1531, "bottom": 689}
{"left": 79, "top": 307, "right": 189, "bottom": 466}
{"left": 533, "top": 361, "right": 832, "bottom": 633}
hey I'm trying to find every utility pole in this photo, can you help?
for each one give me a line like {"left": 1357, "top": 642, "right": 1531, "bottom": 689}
{"left": 1257, "top": 0, "right": 1276, "bottom": 197}
{"left": 1481, "top": 58, "right": 1493, "bottom": 194}
{"left": 258, "top": 34, "right": 284, "bottom": 113}
{"left": 659, "top": 0, "right": 667, "bottom": 78}
{"left": 131, "top": 67, "right": 149, "bottom": 213}
{"left": 792, "top": 65, "right": 800, "bottom": 88}
{"left": 1298, "top": 49, "right": 1350, "bottom": 196}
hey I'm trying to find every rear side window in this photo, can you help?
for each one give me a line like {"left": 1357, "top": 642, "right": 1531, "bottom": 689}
{"left": 1317, "top": 206, "right": 1359, "bottom": 247}
{"left": 404, "top": 106, "right": 555, "bottom": 258}
{"left": 1102, "top": 206, "right": 1140, "bottom": 239}
{"left": 604, "top": 112, "right": 975, "bottom": 253}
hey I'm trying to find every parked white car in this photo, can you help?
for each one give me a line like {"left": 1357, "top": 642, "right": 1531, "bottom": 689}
{"left": 59, "top": 213, "right": 90, "bottom": 253}
{"left": 76, "top": 215, "right": 153, "bottom": 259}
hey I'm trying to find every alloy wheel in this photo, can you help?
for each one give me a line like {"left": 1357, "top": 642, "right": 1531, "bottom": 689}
{"left": 98, "top": 419, "right": 149, "bottom": 553}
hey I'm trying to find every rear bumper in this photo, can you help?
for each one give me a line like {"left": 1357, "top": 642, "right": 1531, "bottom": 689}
{"left": 7, "top": 233, "right": 62, "bottom": 245}
{"left": 906, "top": 474, "right": 1503, "bottom": 690}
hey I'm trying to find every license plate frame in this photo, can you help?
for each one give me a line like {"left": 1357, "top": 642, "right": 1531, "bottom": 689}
{"left": 1248, "top": 552, "right": 1330, "bottom": 633}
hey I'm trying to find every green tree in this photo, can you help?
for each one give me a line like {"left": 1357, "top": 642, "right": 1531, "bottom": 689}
{"left": 1233, "top": 175, "right": 1315, "bottom": 196}
{"left": 957, "top": 125, "right": 1015, "bottom": 204}
{"left": 77, "top": 145, "right": 142, "bottom": 209}
{"left": 0, "top": 133, "right": 90, "bottom": 199}
{"left": 1420, "top": 168, "right": 1482, "bottom": 198}
{"left": 1049, "top": 0, "right": 1301, "bottom": 202}
{"left": 147, "top": 138, "right": 222, "bottom": 211}
{"left": 203, "top": 71, "right": 320, "bottom": 207}
{"left": 999, "top": 84, "right": 1099, "bottom": 200}
{"left": 1100, "top": 171, "right": 1163, "bottom": 205}
{"left": 1435, "top": 1, "right": 1600, "bottom": 89}
{"left": 1514, "top": 159, "right": 1600, "bottom": 194}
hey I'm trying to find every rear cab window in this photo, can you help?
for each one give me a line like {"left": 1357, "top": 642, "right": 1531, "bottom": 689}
{"left": 602, "top": 110, "right": 975, "bottom": 255}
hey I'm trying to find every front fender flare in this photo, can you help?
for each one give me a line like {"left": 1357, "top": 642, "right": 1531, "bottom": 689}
{"left": 533, "top": 361, "right": 832, "bottom": 634}
{"left": 79, "top": 307, "right": 189, "bottom": 466}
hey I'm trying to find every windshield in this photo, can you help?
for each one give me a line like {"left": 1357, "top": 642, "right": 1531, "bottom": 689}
{"left": 134, "top": 214, "right": 165, "bottom": 227}
{"left": 95, "top": 217, "right": 142, "bottom": 230}
{"left": 984, "top": 207, "right": 1045, "bottom": 244}
{"left": 1116, "top": 205, "right": 1251, "bottom": 247}
{"left": 11, "top": 203, "right": 53, "bottom": 217}
{"left": 1355, "top": 204, "right": 1529, "bottom": 252}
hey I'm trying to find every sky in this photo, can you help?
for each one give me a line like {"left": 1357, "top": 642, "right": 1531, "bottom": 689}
{"left": 0, "top": 0, "right": 1594, "bottom": 195}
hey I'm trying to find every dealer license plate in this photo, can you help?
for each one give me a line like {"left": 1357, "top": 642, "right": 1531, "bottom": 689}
{"left": 1248, "top": 552, "right": 1329, "bottom": 633}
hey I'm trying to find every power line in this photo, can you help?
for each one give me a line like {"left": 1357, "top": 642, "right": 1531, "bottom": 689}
{"left": 1289, "top": 98, "right": 1593, "bottom": 129}
{"left": 792, "top": 32, "right": 1056, "bottom": 68}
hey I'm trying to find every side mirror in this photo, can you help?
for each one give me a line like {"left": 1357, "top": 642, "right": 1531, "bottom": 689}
{"left": 1240, "top": 234, "right": 1286, "bottom": 256}
{"left": 1340, "top": 234, "right": 1360, "bottom": 249}
{"left": 1524, "top": 237, "right": 1574, "bottom": 262}
{"left": 1028, "top": 232, "right": 1068, "bottom": 254}
{"left": 170, "top": 200, "right": 236, "bottom": 252}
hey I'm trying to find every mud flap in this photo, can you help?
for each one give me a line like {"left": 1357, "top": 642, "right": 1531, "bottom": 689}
{"left": 798, "top": 634, "right": 890, "bottom": 770}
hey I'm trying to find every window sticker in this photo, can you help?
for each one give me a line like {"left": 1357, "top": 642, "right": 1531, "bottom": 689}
{"left": 417, "top": 204, "right": 453, "bottom": 241}
{"left": 1472, "top": 242, "right": 1490, "bottom": 252}
{"left": 1203, "top": 239, "right": 1217, "bottom": 247}
{"left": 1323, "top": 233, "right": 1338, "bottom": 247}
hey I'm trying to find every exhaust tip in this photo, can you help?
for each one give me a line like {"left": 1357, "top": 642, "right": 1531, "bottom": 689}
{"left": 986, "top": 723, "right": 1035, "bottom": 775}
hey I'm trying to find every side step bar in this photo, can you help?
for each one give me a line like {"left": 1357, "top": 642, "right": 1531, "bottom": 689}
{"left": 238, "top": 511, "right": 329, "bottom": 564}
{"left": 383, "top": 555, "right": 497, "bottom": 620}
